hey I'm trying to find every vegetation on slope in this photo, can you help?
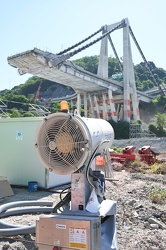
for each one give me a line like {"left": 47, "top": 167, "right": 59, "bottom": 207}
{"left": 73, "top": 56, "right": 166, "bottom": 91}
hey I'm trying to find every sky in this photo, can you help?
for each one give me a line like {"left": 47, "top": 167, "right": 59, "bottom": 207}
{"left": 0, "top": 0, "right": 166, "bottom": 91}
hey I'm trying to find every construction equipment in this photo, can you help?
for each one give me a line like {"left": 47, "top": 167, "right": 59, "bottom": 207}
{"left": 110, "top": 145, "right": 161, "bottom": 166}
{"left": 35, "top": 108, "right": 117, "bottom": 250}
{"left": 138, "top": 146, "right": 160, "bottom": 165}
{"left": 35, "top": 80, "right": 42, "bottom": 100}
{"left": 110, "top": 146, "right": 136, "bottom": 164}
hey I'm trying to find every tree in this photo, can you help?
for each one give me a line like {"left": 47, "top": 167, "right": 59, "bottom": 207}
{"left": 152, "top": 95, "right": 166, "bottom": 109}
{"left": 108, "top": 57, "right": 121, "bottom": 77}
{"left": 10, "top": 108, "right": 22, "bottom": 118}
{"left": 22, "top": 112, "right": 35, "bottom": 117}
{"left": 142, "top": 80, "right": 154, "bottom": 90}
{"left": 73, "top": 55, "right": 99, "bottom": 74}
{"left": 155, "top": 113, "right": 166, "bottom": 131}
{"left": 51, "top": 102, "right": 60, "bottom": 113}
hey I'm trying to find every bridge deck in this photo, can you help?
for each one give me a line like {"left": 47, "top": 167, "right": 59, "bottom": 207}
{"left": 8, "top": 48, "right": 153, "bottom": 102}
{"left": 8, "top": 48, "right": 122, "bottom": 93}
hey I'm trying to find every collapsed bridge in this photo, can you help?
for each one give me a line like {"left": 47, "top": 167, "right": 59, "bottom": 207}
{"left": 8, "top": 18, "right": 159, "bottom": 122}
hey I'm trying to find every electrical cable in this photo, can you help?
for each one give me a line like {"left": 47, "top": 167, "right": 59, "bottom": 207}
{"left": 52, "top": 192, "right": 71, "bottom": 213}
{"left": 86, "top": 140, "right": 108, "bottom": 188}
{"left": 60, "top": 186, "right": 71, "bottom": 201}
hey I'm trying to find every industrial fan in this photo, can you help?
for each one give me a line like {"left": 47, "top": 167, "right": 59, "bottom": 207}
{"left": 35, "top": 112, "right": 114, "bottom": 175}
{"left": 35, "top": 111, "right": 118, "bottom": 250}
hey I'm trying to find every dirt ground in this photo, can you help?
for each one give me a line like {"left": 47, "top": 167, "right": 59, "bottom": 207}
{"left": 0, "top": 170, "right": 165, "bottom": 250}
{"left": 0, "top": 138, "right": 166, "bottom": 249}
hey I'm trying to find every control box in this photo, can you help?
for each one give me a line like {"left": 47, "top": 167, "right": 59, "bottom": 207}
{"left": 71, "top": 173, "right": 91, "bottom": 211}
{"left": 36, "top": 214, "right": 101, "bottom": 250}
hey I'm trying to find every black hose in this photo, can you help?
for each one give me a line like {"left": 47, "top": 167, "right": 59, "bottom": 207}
{"left": 0, "top": 207, "right": 53, "bottom": 219}
{"left": 0, "top": 207, "right": 53, "bottom": 230}
{"left": 0, "top": 201, "right": 53, "bottom": 236}
{"left": 0, "top": 226, "right": 35, "bottom": 236}
{"left": 0, "top": 201, "right": 53, "bottom": 213}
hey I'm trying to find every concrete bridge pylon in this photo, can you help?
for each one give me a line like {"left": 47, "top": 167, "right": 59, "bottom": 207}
{"left": 75, "top": 18, "right": 140, "bottom": 122}
{"left": 123, "top": 18, "right": 140, "bottom": 122}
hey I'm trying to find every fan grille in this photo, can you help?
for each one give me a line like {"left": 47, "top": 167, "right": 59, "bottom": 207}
{"left": 36, "top": 114, "right": 89, "bottom": 174}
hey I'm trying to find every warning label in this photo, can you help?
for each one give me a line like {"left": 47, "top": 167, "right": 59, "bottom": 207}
{"left": 69, "top": 227, "right": 86, "bottom": 249}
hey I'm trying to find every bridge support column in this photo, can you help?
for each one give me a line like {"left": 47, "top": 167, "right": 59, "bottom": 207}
{"left": 123, "top": 18, "right": 140, "bottom": 121}
{"left": 108, "top": 89, "right": 117, "bottom": 122}
{"left": 97, "top": 27, "right": 119, "bottom": 122}
{"left": 83, "top": 93, "right": 88, "bottom": 117}
{"left": 123, "top": 19, "right": 131, "bottom": 122}
{"left": 94, "top": 95, "right": 102, "bottom": 118}
{"left": 102, "top": 93, "right": 109, "bottom": 120}
{"left": 129, "top": 48, "right": 140, "bottom": 120}
{"left": 76, "top": 92, "right": 81, "bottom": 115}
{"left": 88, "top": 94, "right": 95, "bottom": 118}
{"left": 116, "top": 103, "right": 123, "bottom": 121}
{"left": 97, "top": 25, "right": 108, "bottom": 78}
{"left": 70, "top": 99, "right": 74, "bottom": 111}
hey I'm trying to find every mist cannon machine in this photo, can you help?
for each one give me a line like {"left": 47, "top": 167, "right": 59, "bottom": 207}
{"left": 35, "top": 112, "right": 118, "bottom": 250}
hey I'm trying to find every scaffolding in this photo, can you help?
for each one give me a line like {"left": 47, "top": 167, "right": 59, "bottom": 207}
{"left": 0, "top": 101, "right": 9, "bottom": 118}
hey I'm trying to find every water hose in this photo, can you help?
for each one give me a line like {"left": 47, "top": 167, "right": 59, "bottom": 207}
{"left": 0, "top": 200, "right": 53, "bottom": 236}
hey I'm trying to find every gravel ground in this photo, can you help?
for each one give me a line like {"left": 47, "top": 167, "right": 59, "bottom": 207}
{"left": 0, "top": 138, "right": 166, "bottom": 249}
{"left": 0, "top": 170, "right": 165, "bottom": 250}
{"left": 112, "top": 138, "right": 166, "bottom": 152}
